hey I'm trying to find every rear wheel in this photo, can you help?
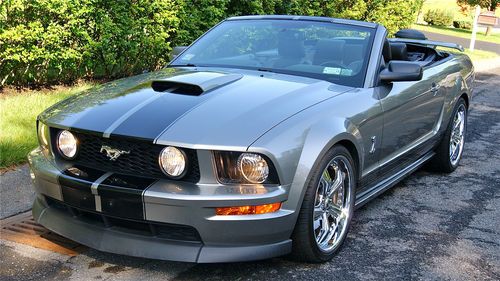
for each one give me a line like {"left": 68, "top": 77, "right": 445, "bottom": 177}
{"left": 428, "top": 98, "right": 467, "bottom": 173}
{"left": 291, "top": 145, "right": 356, "bottom": 262}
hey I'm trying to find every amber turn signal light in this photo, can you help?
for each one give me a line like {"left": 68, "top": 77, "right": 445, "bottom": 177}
{"left": 216, "top": 202, "right": 282, "bottom": 215}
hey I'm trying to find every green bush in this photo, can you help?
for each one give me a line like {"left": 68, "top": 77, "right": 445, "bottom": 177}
{"left": 365, "top": 0, "right": 424, "bottom": 35}
{"left": 0, "top": 0, "right": 180, "bottom": 86}
{"left": 453, "top": 20, "right": 472, "bottom": 30}
{"left": 424, "top": 9, "right": 454, "bottom": 26}
{"left": 1, "top": 0, "right": 424, "bottom": 87}
{"left": 173, "top": 0, "right": 228, "bottom": 47}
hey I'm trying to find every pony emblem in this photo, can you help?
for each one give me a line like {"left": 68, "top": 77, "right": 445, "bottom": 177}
{"left": 100, "top": 145, "right": 130, "bottom": 161}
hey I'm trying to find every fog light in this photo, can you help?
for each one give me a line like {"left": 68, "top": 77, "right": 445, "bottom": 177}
{"left": 216, "top": 202, "right": 281, "bottom": 215}
{"left": 57, "top": 130, "right": 78, "bottom": 159}
{"left": 159, "top": 146, "right": 187, "bottom": 178}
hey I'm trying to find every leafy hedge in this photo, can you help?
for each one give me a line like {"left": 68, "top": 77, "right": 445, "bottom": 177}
{"left": 424, "top": 9, "right": 454, "bottom": 26}
{"left": 1, "top": 0, "right": 423, "bottom": 87}
{"left": 0, "top": 0, "right": 180, "bottom": 86}
{"left": 453, "top": 20, "right": 472, "bottom": 30}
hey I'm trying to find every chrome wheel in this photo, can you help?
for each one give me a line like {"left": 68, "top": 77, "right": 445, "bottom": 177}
{"left": 449, "top": 104, "right": 466, "bottom": 166}
{"left": 313, "top": 156, "right": 353, "bottom": 253}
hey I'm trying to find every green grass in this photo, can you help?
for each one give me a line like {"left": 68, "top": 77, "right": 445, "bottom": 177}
{"left": 412, "top": 24, "right": 500, "bottom": 44}
{"left": 0, "top": 83, "right": 94, "bottom": 169}
{"left": 465, "top": 48, "right": 498, "bottom": 59}
{"left": 462, "top": 48, "right": 499, "bottom": 61}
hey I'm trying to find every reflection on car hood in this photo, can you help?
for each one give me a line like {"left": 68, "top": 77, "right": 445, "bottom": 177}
{"left": 40, "top": 67, "right": 353, "bottom": 147}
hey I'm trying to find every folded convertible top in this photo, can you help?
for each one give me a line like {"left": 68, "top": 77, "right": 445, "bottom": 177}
{"left": 388, "top": 38, "right": 465, "bottom": 52}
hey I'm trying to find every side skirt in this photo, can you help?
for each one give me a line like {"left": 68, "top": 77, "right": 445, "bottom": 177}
{"left": 354, "top": 151, "right": 435, "bottom": 209}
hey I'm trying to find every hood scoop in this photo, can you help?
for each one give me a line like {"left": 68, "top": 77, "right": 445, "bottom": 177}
{"left": 152, "top": 71, "right": 243, "bottom": 96}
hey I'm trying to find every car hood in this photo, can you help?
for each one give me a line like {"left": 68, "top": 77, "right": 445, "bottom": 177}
{"left": 40, "top": 68, "right": 352, "bottom": 148}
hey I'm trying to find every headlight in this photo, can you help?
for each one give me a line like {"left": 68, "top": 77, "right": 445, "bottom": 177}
{"left": 237, "top": 153, "right": 269, "bottom": 184}
{"left": 56, "top": 130, "right": 78, "bottom": 159}
{"left": 159, "top": 146, "right": 187, "bottom": 178}
{"left": 37, "top": 122, "right": 50, "bottom": 149}
{"left": 214, "top": 151, "right": 278, "bottom": 185}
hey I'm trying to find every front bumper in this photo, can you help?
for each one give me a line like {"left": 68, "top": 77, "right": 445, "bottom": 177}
{"left": 28, "top": 148, "right": 295, "bottom": 263}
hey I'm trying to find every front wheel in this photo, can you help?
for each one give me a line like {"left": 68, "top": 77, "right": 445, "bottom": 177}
{"left": 428, "top": 98, "right": 467, "bottom": 173}
{"left": 290, "top": 145, "right": 356, "bottom": 263}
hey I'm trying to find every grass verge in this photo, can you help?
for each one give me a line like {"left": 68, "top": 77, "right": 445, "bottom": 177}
{"left": 0, "top": 83, "right": 94, "bottom": 169}
{"left": 462, "top": 48, "right": 499, "bottom": 61}
{"left": 412, "top": 24, "right": 500, "bottom": 45}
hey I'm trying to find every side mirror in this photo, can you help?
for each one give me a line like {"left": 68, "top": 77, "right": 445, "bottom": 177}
{"left": 380, "top": 61, "right": 423, "bottom": 82}
{"left": 171, "top": 46, "right": 188, "bottom": 60}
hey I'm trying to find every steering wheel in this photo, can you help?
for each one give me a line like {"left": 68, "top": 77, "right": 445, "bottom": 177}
{"left": 250, "top": 52, "right": 267, "bottom": 67}
{"left": 319, "top": 61, "right": 346, "bottom": 68}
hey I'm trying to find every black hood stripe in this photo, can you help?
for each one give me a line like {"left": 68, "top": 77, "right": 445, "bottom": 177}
{"left": 102, "top": 89, "right": 172, "bottom": 138}
{"left": 108, "top": 92, "right": 209, "bottom": 141}
{"left": 50, "top": 88, "right": 158, "bottom": 135}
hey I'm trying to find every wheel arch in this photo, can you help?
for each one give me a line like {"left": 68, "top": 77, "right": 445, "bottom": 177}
{"left": 335, "top": 139, "right": 360, "bottom": 179}
{"left": 285, "top": 128, "right": 363, "bottom": 213}
{"left": 460, "top": 93, "right": 469, "bottom": 109}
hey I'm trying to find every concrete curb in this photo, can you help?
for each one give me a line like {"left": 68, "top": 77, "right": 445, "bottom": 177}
{"left": 0, "top": 164, "right": 35, "bottom": 219}
{"left": 473, "top": 56, "right": 500, "bottom": 72}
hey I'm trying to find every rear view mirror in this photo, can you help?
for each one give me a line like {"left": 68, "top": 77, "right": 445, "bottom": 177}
{"left": 380, "top": 61, "right": 423, "bottom": 82}
{"left": 171, "top": 46, "right": 188, "bottom": 60}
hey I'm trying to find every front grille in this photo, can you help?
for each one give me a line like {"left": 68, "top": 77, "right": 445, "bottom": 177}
{"left": 46, "top": 197, "right": 202, "bottom": 242}
{"left": 51, "top": 129, "right": 200, "bottom": 182}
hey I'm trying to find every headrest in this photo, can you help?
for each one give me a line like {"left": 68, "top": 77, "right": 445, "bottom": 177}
{"left": 395, "top": 29, "right": 427, "bottom": 40}
{"left": 382, "top": 39, "right": 392, "bottom": 63}
{"left": 313, "top": 39, "right": 345, "bottom": 65}
{"left": 278, "top": 32, "right": 305, "bottom": 59}
{"left": 390, "top": 42, "right": 408, "bottom": 61}
{"left": 343, "top": 44, "right": 364, "bottom": 64}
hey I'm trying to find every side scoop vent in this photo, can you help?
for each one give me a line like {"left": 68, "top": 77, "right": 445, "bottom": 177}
{"left": 152, "top": 72, "right": 243, "bottom": 96}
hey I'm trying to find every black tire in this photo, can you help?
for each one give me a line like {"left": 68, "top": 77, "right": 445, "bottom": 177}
{"left": 428, "top": 98, "right": 467, "bottom": 173}
{"left": 290, "top": 145, "right": 356, "bottom": 263}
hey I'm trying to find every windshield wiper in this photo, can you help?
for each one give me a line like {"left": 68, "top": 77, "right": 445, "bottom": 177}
{"left": 168, "top": 63, "right": 197, "bottom": 67}
{"left": 257, "top": 68, "right": 276, "bottom": 73}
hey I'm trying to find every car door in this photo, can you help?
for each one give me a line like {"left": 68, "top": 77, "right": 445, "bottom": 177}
{"left": 377, "top": 67, "right": 445, "bottom": 177}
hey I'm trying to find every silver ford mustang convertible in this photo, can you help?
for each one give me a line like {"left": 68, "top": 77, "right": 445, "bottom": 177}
{"left": 29, "top": 15, "right": 474, "bottom": 263}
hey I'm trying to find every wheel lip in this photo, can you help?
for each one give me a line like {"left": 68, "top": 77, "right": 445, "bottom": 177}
{"left": 449, "top": 103, "right": 466, "bottom": 167}
{"left": 312, "top": 155, "right": 354, "bottom": 253}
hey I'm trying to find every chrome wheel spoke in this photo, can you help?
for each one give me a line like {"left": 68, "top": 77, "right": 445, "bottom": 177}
{"left": 452, "top": 142, "right": 461, "bottom": 157}
{"left": 453, "top": 114, "right": 462, "bottom": 130}
{"left": 316, "top": 213, "right": 330, "bottom": 243}
{"left": 327, "top": 167, "right": 344, "bottom": 197}
{"left": 320, "top": 169, "right": 334, "bottom": 196}
{"left": 313, "top": 206, "right": 324, "bottom": 220}
{"left": 323, "top": 225, "right": 337, "bottom": 247}
{"left": 327, "top": 204, "right": 342, "bottom": 217}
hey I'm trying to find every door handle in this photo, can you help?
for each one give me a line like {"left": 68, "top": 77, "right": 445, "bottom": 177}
{"left": 430, "top": 83, "right": 441, "bottom": 96}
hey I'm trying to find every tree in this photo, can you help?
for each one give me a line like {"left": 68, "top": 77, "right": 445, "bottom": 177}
{"left": 457, "top": 0, "right": 500, "bottom": 11}
{"left": 365, "top": 0, "right": 424, "bottom": 34}
{"left": 457, "top": 0, "right": 499, "bottom": 35}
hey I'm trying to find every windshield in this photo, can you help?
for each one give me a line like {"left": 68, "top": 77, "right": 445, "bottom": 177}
{"left": 171, "top": 19, "right": 375, "bottom": 87}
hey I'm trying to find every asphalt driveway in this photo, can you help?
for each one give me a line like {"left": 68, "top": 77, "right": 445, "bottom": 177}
{"left": 1, "top": 68, "right": 499, "bottom": 281}
{"left": 421, "top": 30, "right": 500, "bottom": 55}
